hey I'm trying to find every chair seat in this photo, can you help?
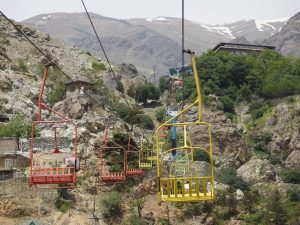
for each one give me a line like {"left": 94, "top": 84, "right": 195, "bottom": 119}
{"left": 101, "top": 172, "right": 125, "bottom": 182}
{"left": 126, "top": 169, "right": 143, "bottom": 176}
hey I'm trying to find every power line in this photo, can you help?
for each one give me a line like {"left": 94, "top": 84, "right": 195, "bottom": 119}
{"left": 80, "top": 0, "right": 131, "bottom": 109}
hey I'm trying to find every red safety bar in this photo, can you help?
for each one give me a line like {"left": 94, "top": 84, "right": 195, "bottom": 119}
{"left": 99, "top": 129, "right": 126, "bottom": 183}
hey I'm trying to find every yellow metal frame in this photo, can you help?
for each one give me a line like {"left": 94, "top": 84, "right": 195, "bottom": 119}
{"left": 155, "top": 51, "right": 215, "bottom": 202}
{"left": 138, "top": 137, "right": 153, "bottom": 169}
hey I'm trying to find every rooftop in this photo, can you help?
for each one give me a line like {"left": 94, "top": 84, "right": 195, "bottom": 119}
{"left": 213, "top": 42, "right": 276, "bottom": 52}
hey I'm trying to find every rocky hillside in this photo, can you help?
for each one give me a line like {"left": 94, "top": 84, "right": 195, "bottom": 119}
{"left": 264, "top": 12, "right": 300, "bottom": 56}
{"left": 23, "top": 13, "right": 290, "bottom": 74}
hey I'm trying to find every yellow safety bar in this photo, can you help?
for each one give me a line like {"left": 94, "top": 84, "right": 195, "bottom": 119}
{"left": 138, "top": 136, "right": 153, "bottom": 169}
{"left": 155, "top": 50, "right": 214, "bottom": 202}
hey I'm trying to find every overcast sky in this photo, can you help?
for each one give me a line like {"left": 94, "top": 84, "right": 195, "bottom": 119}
{"left": 1, "top": 0, "right": 300, "bottom": 24}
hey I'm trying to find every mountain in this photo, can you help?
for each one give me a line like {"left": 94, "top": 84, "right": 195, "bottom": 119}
{"left": 23, "top": 13, "right": 290, "bottom": 75}
{"left": 264, "top": 12, "right": 300, "bottom": 56}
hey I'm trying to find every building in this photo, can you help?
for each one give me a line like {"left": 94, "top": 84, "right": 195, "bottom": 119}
{"left": 212, "top": 43, "right": 276, "bottom": 55}
{"left": 65, "top": 76, "right": 94, "bottom": 99}
{"left": 0, "top": 137, "right": 30, "bottom": 179}
{"left": 169, "top": 65, "right": 193, "bottom": 77}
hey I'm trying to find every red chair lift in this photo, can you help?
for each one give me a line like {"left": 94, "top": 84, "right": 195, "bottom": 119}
{"left": 30, "top": 63, "right": 78, "bottom": 189}
{"left": 125, "top": 136, "right": 143, "bottom": 177}
{"left": 99, "top": 128, "right": 126, "bottom": 183}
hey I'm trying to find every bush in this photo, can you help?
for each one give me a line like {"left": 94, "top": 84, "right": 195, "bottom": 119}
{"left": 0, "top": 114, "right": 37, "bottom": 138}
{"left": 116, "top": 80, "right": 124, "bottom": 93}
{"left": 288, "top": 188, "right": 300, "bottom": 202}
{"left": 112, "top": 131, "right": 129, "bottom": 145}
{"left": 49, "top": 83, "right": 65, "bottom": 104}
{"left": 135, "top": 83, "right": 160, "bottom": 104}
{"left": 217, "top": 167, "right": 249, "bottom": 191}
{"left": 102, "top": 191, "right": 122, "bottom": 219}
{"left": 280, "top": 169, "right": 300, "bottom": 184}
{"left": 219, "top": 96, "right": 235, "bottom": 113}
{"left": 139, "top": 114, "right": 154, "bottom": 130}
{"left": 155, "top": 107, "right": 166, "bottom": 122}
{"left": 124, "top": 215, "right": 145, "bottom": 225}
{"left": 193, "top": 150, "right": 210, "bottom": 162}
{"left": 17, "top": 59, "right": 29, "bottom": 73}
{"left": 92, "top": 61, "right": 106, "bottom": 71}
{"left": 114, "top": 102, "right": 130, "bottom": 120}
{"left": 55, "top": 198, "right": 71, "bottom": 213}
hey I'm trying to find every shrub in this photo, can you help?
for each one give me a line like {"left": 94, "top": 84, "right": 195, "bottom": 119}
{"left": 280, "top": 169, "right": 300, "bottom": 184}
{"left": 102, "top": 191, "right": 122, "bottom": 219}
{"left": 112, "top": 131, "right": 129, "bottom": 145}
{"left": 135, "top": 83, "right": 160, "bottom": 104}
{"left": 288, "top": 188, "right": 300, "bottom": 202}
{"left": 217, "top": 167, "right": 249, "bottom": 191}
{"left": 55, "top": 198, "right": 71, "bottom": 213}
{"left": 17, "top": 59, "right": 29, "bottom": 73}
{"left": 193, "top": 150, "right": 210, "bottom": 162}
{"left": 139, "top": 114, "right": 154, "bottom": 130}
{"left": 92, "top": 61, "right": 106, "bottom": 71}
{"left": 116, "top": 80, "right": 124, "bottom": 93}
{"left": 219, "top": 96, "right": 235, "bottom": 113}
{"left": 49, "top": 83, "right": 65, "bottom": 105}
{"left": 155, "top": 107, "right": 166, "bottom": 122}
{"left": 114, "top": 102, "right": 130, "bottom": 119}
{"left": 0, "top": 114, "right": 37, "bottom": 138}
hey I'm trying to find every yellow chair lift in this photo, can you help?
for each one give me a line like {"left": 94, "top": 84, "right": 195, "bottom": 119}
{"left": 155, "top": 50, "right": 215, "bottom": 202}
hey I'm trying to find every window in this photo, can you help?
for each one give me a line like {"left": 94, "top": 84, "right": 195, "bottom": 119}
{"left": 5, "top": 159, "right": 14, "bottom": 169}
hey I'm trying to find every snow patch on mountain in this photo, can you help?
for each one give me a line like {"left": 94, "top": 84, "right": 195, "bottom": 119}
{"left": 255, "top": 17, "right": 289, "bottom": 32}
{"left": 200, "top": 24, "right": 235, "bottom": 38}
{"left": 42, "top": 15, "right": 52, "bottom": 20}
{"left": 146, "top": 16, "right": 168, "bottom": 22}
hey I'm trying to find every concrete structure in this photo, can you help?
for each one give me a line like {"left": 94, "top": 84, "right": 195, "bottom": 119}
{"left": 0, "top": 137, "right": 30, "bottom": 178}
{"left": 65, "top": 76, "right": 93, "bottom": 99}
{"left": 213, "top": 43, "right": 276, "bottom": 55}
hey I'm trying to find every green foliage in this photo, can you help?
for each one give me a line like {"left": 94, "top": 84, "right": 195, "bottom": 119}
{"left": 0, "top": 114, "right": 37, "bottom": 138}
{"left": 279, "top": 169, "right": 300, "bottom": 184}
{"left": 138, "top": 114, "right": 154, "bottom": 130}
{"left": 49, "top": 83, "right": 65, "bottom": 105}
{"left": 253, "top": 131, "right": 272, "bottom": 152}
{"left": 216, "top": 167, "right": 249, "bottom": 191}
{"left": 135, "top": 83, "right": 160, "bottom": 104}
{"left": 55, "top": 199, "right": 71, "bottom": 213}
{"left": 129, "top": 198, "right": 145, "bottom": 217}
{"left": 114, "top": 102, "right": 130, "bottom": 119}
{"left": 159, "top": 76, "right": 170, "bottom": 94}
{"left": 155, "top": 107, "right": 166, "bottom": 122}
{"left": 288, "top": 188, "right": 300, "bottom": 202}
{"left": 193, "top": 150, "right": 210, "bottom": 162}
{"left": 219, "top": 96, "right": 235, "bottom": 113}
{"left": 112, "top": 131, "right": 129, "bottom": 145}
{"left": 102, "top": 191, "right": 122, "bottom": 219}
{"left": 116, "top": 80, "right": 124, "bottom": 93}
{"left": 17, "top": 58, "right": 29, "bottom": 73}
{"left": 92, "top": 61, "right": 106, "bottom": 71}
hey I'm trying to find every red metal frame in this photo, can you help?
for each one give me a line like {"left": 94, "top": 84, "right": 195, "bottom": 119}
{"left": 99, "top": 128, "right": 126, "bottom": 183}
{"left": 30, "top": 63, "right": 78, "bottom": 189}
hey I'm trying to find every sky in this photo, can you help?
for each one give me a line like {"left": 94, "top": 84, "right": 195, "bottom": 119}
{"left": 1, "top": 0, "right": 300, "bottom": 24}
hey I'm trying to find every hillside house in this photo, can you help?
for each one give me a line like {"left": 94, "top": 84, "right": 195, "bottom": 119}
{"left": 0, "top": 137, "right": 30, "bottom": 179}
{"left": 65, "top": 76, "right": 93, "bottom": 99}
{"left": 213, "top": 43, "right": 275, "bottom": 55}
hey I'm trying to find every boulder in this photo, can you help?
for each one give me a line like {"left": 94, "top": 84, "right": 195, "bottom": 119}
{"left": 285, "top": 150, "right": 300, "bottom": 169}
{"left": 236, "top": 189, "right": 244, "bottom": 200}
{"left": 0, "top": 76, "right": 12, "bottom": 91}
{"left": 237, "top": 158, "right": 276, "bottom": 183}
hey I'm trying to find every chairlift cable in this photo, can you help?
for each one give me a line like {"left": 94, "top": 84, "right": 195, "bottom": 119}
{"left": 80, "top": 0, "right": 131, "bottom": 109}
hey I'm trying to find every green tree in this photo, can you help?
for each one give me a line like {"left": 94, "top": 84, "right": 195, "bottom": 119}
{"left": 155, "top": 107, "right": 166, "bottom": 122}
{"left": 139, "top": 114, "right": 154, "bottom": 130}
{"left": 159, "top": 76, "right": 170, "bottom": 94}
{"left": 129, "top": 198, "right": 145, "bottom": 217}
{"left": 135, "top": 83, "right": 160, "bottom": 104}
